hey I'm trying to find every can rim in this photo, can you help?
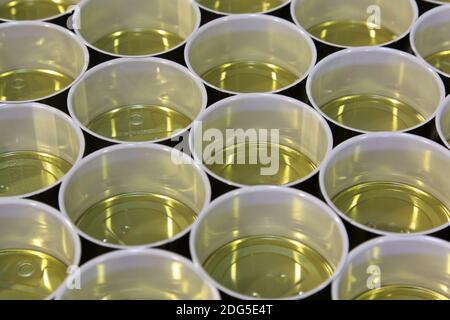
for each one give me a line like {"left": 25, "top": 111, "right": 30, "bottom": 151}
{"left": 0, "top": 2, "right": 77, "bottom": 22}
{"left": 0, "top": 198, "right": 82, "bottom": 300}
{"left": 188, "top": 93, "right": 334, "bottom": 188}
{"left": 435, "top": 95, "right": 450, "bottom": 149}
{"left": 290, "top": 0, "right": 420, "bottom": 49}
{"left": 184, "top": 14, "right": 318, "bottom": 96}
{"left": 72, "top": 0, "right": 202, "bottom": 58}
{"left": 53, "top": 248, "right": 221, "bottom": 300}
{"left": 195, "top": 0, "right": 292, "bottom": 16}
{"left": 305, "top": 47, "right": 446, "bottom": 135}
{"left": 67, "top": 57, "right": 208, "bottom": 145}
{"left": 331, "top": 235, "right": 450, "bottom": 300}
{"left": 318, "top": 132, "right": 450, "bottom": 237}
{"left": 0, "top": 21, "right": 90, "bottom": 104}
{"left": 58, "top": 143, "right": 212, "bottom": 251}
{"left": 189, "top": 185, "right": 350, "bottom": 301}
{"left": 0, "top": 102, "right": 86, "bottom": 200}
{"left": 409, "top": 4, "right": 450, "bottom": 79}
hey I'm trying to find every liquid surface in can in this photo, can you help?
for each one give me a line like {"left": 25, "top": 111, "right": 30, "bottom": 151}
{"left": 201, "top": 61, "right": 299, "bottom": 93}
{"left": 196, "top": 0, "right": 287, "bottom": 14}
{"left": 76, "top": 193, "right": 197, "bottom": 246}
{"left": 355, "top": 285, "right": 449, "bottom": 300}
{"left": 425, "top": 49, "right": 450, "bottom": 75}
{"left": 203, "top": 235, "right": 334, "bottom": 298}
{"left": 0, "top": 0, "right": 73, "bottom": 20}
{"left": 0, "top": 151, "right": 72, "bottom": 197}
{"left": 204, "top": 142, "right": 318, "bottom": 185}
{"left": 308, "top": 21, "right": 397, "bottom": 47}
{"left": 332, "top": 181, "right": 450, "bottom": 233}
{"left": 92, "top": 28, "right": 184, "bottom": 56}
{"left": 86, "top": 104, "right": 192, "bottom": 142}
{"left": 0, "top": 249, "right": 68, "bottom": 300}
{"left": 320, "top": 94, "right": 426, "bottom": 132}
{"left": 0, "top": 68, "right": 74, "bottom": 102}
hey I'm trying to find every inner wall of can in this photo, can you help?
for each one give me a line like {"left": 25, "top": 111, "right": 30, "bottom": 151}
{"left": 292, "top": 0, "right": 416, "bottom": 43}
{"left": 321, "top": 135, "right": 450, "bottom": 211}
{"left": 308, "top": 49, "right": 444, "bottom": 128}
{"left": 75, "top": 0, "right": 199, "bottom": 55}
{"left": 0, "top": 104, "right": 82, "bottom": 168}
{"left": 58, "top": 250, "right": 219, "bottom": 300}
{"left": 192, "top": 188, "right": 346, "bottom": 271}
{"left": 0, "top": 201, "right": 78, "bottom": 266}
{"left": 194, "top": 95, "right": 331, "bottom": 172}
{"left": 61, "top": 146, "right": 209, "bottom": 225}
{"left": 437, "top": 99, "right": 450, "bottom": 147}
{"left": 412, "top": 6, "right": 450, "bottom": 76}
{"left": 69, "top": 58, "right": 205, "bottom": 142}
{"left": 334, "top": 237, "right": 450, "bottom": 300}
{"left": 186, "top": 16, "right": 315, "bottom": 91}
{"left": 0, "top": 23, "right": 87, "bottom": 102}
{"left": 0, "top": 0, "right": 79, "bottom": 21}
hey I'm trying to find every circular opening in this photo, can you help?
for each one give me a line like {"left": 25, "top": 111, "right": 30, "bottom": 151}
{"left": 190, "top": 186, "right": 349, "bottom": 300}
{"left": 55, "top": 249, "right": 220, "bottom": 300}
{"left": 319, "top": 133, "right": 450, "bottom": 236}
{"left": 0, "top": 22, "right": 89, "bottom": 103}
{"left": 185, "top": 14, "right": 317, "bottom": 95}
{"left": 291, "top": 0, "right": 418, "bottom": 48}
{"left": 73, "top": 0, "right": 201, "bottom": 58}
{"left": 0, "top": 0, "right": 79, "bottom": 21}
{"left": 0, "top": 103, "right": 85, "bottom": 199}
{"left": 189, "top": 93, "right": 333, "bottom": 188}
{"left": 436, "top": 95, "right": 450, "bottom": 149}
{"left": 410, "top": 5, "right": 450, "bottom": 78}
{"left": 59, "top": 144, "right": 211, "bottom": 250}
{"left": 68, "top": 57, "right": 207, "bottom": 144}
{"left": 306, "top": 47, "right": 445, "bottom": 134}
{"left": 0, "top": 199, "right": 81, "bottom": 300}
{"left": 195, "top": 0, "right": 291, "bottom": 15}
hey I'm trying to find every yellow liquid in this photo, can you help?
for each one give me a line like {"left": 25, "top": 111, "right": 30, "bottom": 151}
{"left": 0, "top": 0, "right": 74, "bottom": 20}
{"left": 197, "top": 0, "right": 287, "bottom": 14}
{"left": 0, "top": 151, "right": 72, "bottom": 197}
{"left": 320, "top": 94, "right": 425, "bottom": 132}
{"left": 0, "top": 249, "right": 67, "bottom": 300}
{"left": 425, "top": 49, "right": 450, "bottom": 75}
{"left": 332, "top": 181, "right": 450, "bottom": 233}
{"left": 87, "top": 104, "right": 192, "bottom": 142}
{"left": 356, "top": 285, "right": 449, "bottom": 300}
{"left": 205, "top": 142, "right": 317, "bottom": 185}
{"left": 308, "top": 21, "right": 397, "bottom": 47}
{"left": 0, "top": 68, "right": 74, "bottom": 102}
{"left": 201, "top": 61, "right": 299, "bottom": 93}
{"left": 76, "top": 193, "right": 197, "bottom": 246}
{"left": 203, "top": 236, "right": 334, "bottom": 299}
{"left": 92, "top": 28, "right": 185, "bottom": 56}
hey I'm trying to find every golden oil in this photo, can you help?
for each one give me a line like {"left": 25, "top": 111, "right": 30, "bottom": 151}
{"left": 0, "top": 68, "right": 74, "bottom": 102}
{"left": 197, "top": 0, "right": 287, "bottom": 14}
{"left": 204, "top": 142, "right": 317, "bottom": 185}
{"left": 425, "top": 49, "right": 450, "bottom": 75}
{"left": 0, "top": 249, "right": 67, "bottom": 300}
{"left": 86, "top": 104, "right": 192, "bottom": 142}
{"left": 0, "top": 151, "right": 72, "bottom": 197}
{"left": 0, "top": 0, "right": 73, "bottom": 20}
{"left": 308, "top": 21, "right": 397, "bottom": 47}
{"left": 75, "top": 193, "right": 197, "bottom": 246}
{"left": 201, "top": 61, "right": 299, "bottom": 93}
{"left": 92, "top": 28, "right": 184, "bottom": 56}
{"left": 320, "top": 94, "right": 425, "bottom": 132}
{"left": 203, "top": 235, "right": 334, "bottom": 299}
{"left": 332, "top": 181, "right": 450, "bottom": 233}
{"left": 355, "top": 285, "right": 449, "bottom": 300}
